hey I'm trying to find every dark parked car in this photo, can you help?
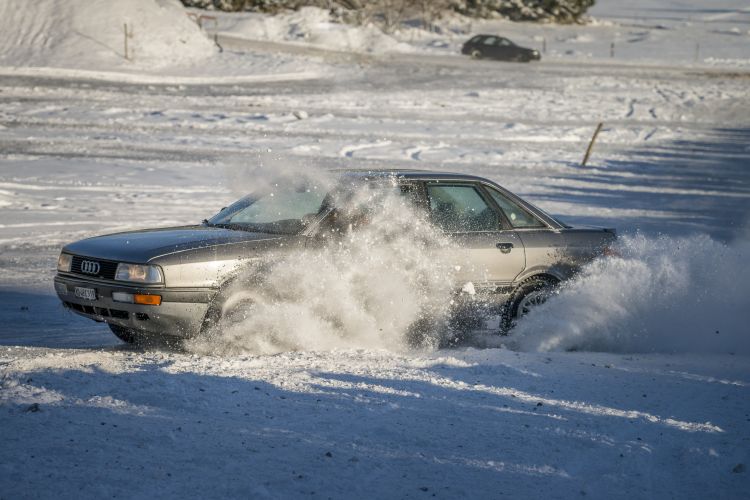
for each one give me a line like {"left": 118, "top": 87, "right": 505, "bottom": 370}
{"left": 462, "top": 35, "right": 541, "bottom": 62}
{"left": 54, "top": 169, "right": 614, "bottom": 344}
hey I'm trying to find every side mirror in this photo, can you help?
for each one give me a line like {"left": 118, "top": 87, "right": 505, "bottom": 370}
{"left": 300, "top": 213, "right": 318, "bottom": 227}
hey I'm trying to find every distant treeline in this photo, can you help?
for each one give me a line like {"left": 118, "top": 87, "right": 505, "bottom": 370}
{"left": 180, "top": 0, "right": 596, "bottom": 25}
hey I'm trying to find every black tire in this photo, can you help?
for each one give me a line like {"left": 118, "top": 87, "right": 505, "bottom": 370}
{"left": 200, "top": 291, "right": 255, "bottom": 336}
{"left": 470, "top": 49, "right": 482, "bottom": 59}
{"left": 500, "top": 276, "right": 557, "bottom": 334}
{"left": 221, "top": 298, "right": 255, "bottom": 325}
{"left": 108, "top": 324, "right": 140, "bottom": 344}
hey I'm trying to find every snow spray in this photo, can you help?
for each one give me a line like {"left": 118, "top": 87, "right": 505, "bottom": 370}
{"left": 509, "top": 232, "right": 750, "bottom": 354}
{"left": 186, "top": 162, "right": 457, "bottom": 355}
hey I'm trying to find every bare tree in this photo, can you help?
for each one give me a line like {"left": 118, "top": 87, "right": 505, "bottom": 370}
{"left": 180, "top": 0, "right": 596, "bottom": 24}
{"left": 414, "top": 0, "right": 451, "bottom": 31}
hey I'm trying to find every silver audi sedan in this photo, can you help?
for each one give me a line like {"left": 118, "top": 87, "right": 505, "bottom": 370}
{"left": 54, "top": 169, "right": 616, "bottom": 343}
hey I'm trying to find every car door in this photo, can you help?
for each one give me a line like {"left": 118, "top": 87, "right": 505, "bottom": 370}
{"left": 424, "top": 182, "right": 526, "bottom": 291}
{"left": 465, "top": 35, "right": 484, "bottom": 54}
{"left": 481, "top": 36, "right": 501, "bottom": 59}
{"left": 495, "top": 37, "right": 515, "bottom": 60}
{"left": 483, "top": 183, "right": 568, "bottom": 277}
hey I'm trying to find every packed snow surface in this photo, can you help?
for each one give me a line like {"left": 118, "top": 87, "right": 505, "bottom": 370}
{"left": 1, "top": 0, "right": 750, "bottom": 498}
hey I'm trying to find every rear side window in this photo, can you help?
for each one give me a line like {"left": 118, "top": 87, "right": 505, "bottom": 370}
{"left": 426, "top": 184, "right": 498, "bottom": 232}
{"left": 485, "top": 186, "right": 544, "bottom": 228}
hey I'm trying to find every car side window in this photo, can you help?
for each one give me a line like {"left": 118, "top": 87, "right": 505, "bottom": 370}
{"left": 323, "top": 183, "right": 420, "bottom": 233}
{"left": 498, "top": 38, "right": 511, "bottom": 46}
{"left": 483, "top": 37, "right": 497, "bottom": 45}
{"left": 470, "top": 36, "right": 483, "bottom": 44}
{"left": 426, "top": 184, "right": 498, "bottom": 232}
{"left": 485, "top": 186, "right": 544, "bottom": 228}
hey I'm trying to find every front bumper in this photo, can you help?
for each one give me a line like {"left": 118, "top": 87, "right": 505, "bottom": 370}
{"left": 54, "top": 274, "right": 216, "bottom": 338}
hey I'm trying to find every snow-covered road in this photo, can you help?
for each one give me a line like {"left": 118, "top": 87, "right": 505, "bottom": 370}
{"left": 2, "top": 56, "right": 749, "bottom": 497}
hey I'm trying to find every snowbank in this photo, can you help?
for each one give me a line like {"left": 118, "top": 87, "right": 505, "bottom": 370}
{"left": 0, "top": 0, "right": 216, "bottom": 70}
{"left": 214, "top": 6, "right": 414, "bottom": 54}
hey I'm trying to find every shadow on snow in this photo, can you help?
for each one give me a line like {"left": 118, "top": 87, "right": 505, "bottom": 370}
{"left": 531, "top": 127, "right": 750, "bottom": 241}
{"left": 1, "top": 354, "right": 745, "bottom": 499}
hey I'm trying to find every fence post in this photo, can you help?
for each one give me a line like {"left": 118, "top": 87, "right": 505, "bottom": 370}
{"left": 124, "top": 23, "right": 128, "bottom": 60}
{"left": 581, "top": 122, "right": 604, "bottom": 167}
{"left": 123, "top": 23, "right": 134, "bottom": 61}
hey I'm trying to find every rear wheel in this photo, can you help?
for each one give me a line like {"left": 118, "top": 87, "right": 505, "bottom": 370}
{"left": 500, "top": 276, "right": 557, "bottom": 334}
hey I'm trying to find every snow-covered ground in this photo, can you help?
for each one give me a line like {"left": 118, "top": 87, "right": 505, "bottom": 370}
{"left": 2, "top": 347, "right": 748, "bottom": 499}
{"left": 1, "top": 0, "right": 749, "bottom": 498}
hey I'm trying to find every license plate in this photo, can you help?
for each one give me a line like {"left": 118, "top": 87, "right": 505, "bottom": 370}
{"left": 74, "top": 287, "right": 97, "bottom": 301}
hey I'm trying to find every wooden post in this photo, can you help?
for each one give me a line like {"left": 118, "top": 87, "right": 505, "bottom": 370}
{"left": 123, "top": 23, "right": 133, "bottom": 60}
{"left": 610, "top": 41, "right": 615, "bottom": 58}
{"left": 581, "top": 122, "right": 603, "bottom": 167}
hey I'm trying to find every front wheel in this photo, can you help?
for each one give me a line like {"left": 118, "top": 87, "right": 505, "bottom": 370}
{"left": 108, "top": 324, "right": 140, "bottom": 344}
{"left": 500, "top": 276, "right": 557, "bottom": 334}
{"left": 470, "top": 49, "right": 482, "bottom": 59}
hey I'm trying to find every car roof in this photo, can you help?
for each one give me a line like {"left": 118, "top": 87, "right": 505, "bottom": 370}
{"left": 331, "top": 168, "right": 490, "bottom": 183}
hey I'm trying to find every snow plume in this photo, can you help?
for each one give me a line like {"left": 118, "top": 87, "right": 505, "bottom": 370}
{"left": 186, "top": 168, "right": 456, "bottom": 355}
{"left": 220, "top": 152, "right": 324, "bottom": 198}
{"left": 511, "top": 233, "right": 750, "bottom": 355}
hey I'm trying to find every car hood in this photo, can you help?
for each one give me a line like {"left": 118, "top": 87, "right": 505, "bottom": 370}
{"left": 62, "top": 225, "right": 288, "bottom": 263}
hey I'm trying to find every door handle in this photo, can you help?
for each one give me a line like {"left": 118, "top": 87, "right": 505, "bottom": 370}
{"left": 496, "top": 242, "right": 514, "bottom": 254}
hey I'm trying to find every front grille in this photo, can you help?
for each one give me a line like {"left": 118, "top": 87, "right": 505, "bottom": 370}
{"left": 71, "top": 256, "right": 119, "bottom": 280}
{"left": 64, "top": 301, "right": 129, "bottom": 320}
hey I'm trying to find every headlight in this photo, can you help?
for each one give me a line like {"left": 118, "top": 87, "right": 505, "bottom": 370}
{"left": 57, "top": 253, "right": 72, "bottom": 272}
{"left": 115, "top": 263, "right": 163, "bottom": 284}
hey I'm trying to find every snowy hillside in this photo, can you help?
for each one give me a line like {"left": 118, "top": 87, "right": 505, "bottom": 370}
{"left": 0, "top": 0, "right": 216, "bottom": 69}
{"left": 1, "top": 0, "right": 749, "bottom": 498}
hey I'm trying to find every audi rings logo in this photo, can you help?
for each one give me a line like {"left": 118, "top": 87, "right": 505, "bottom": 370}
{"left": 80, "top": 260, "right": 101, "bottom": 275}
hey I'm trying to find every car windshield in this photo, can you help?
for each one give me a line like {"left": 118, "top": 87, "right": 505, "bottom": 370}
{"left": 208, "top": 181, "right": 328, "bottom": 235}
